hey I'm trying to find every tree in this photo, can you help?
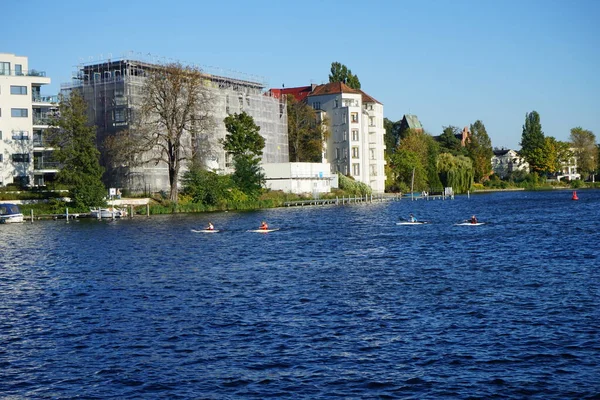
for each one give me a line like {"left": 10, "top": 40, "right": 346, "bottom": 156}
{"left": 570, "top": 127, "right": 597, "bottom": 180}
{"left": 328, "top": 62, "right": 361, "bottom": 89}
{"left": 222, "top": 112, "right": 265, "bottom": 197}
{"left": 520, "top": 111, "right": 546, "bottom": 173}
{"left": 467, "top": 120, "right": 493, "bottom": 183}
{"left": 384, "top": 118, "right": 403, "bottom": 156}
{"left": 287, "top": 95, "right": 327, "bottom": 162}
{"left": 438, "top": 126, "right": 463, "bottom": 155}
{"left": 437, "top": 153, "right": 474, "bottom": 193}
{"left": 48, "top": 91, "right": 106, "bottom": 209}
{"left": 111, "top": 62, "right": 215, "bottom": 203}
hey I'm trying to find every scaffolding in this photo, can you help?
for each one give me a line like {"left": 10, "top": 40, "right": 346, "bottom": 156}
{"left": 63, "top": 54, "right": 288, "bottom": 194}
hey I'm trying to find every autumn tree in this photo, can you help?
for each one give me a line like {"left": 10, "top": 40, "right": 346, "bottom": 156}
{"left": 437, "top": 153, "right": 474, "bottom": 193}
{"left": 466, "top": 120, "right": 493, "bottom": 183}
{"left": 221, "top": 112, "right": 265, "bottom": 197}
{"left": 570, "top": 127, "right": 597, "bottom": 180}
{"left": 48, "top": 91, "right": 106, "bottom": 209}
{"left": 108, "top": 63, "right": 215, "bottom": 203}
{"left": 329, "top": 62, "right": 361, "bottom": 89}
{"left": 520, "top": 111, "right": 546, "bottom": 174}
{"left": 287, "top": 94, "right": 327, "bottom": 162}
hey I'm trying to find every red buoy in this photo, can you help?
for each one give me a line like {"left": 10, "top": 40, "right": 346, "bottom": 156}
{"left": 572, "top": 191, "right": 579, "bottom": 200}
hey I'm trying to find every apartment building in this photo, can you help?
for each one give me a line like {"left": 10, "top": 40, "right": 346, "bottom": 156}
{"left": 0, "top": 53, "right": 57, "bottom": 187}
{"left": 305, "top": 82, "right": 386, "bottom": 193}
{"left": 63, "top": 58, "right": 288, "bottom": 193}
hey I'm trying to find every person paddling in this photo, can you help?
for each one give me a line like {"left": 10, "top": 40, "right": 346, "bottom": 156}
{"left": 260, "top": 221, "right": 269, "bottom": 230}
{"left": 470, "top": 215, "right": 478, "bottom": 224}
{"left": 206, "top": 222, "right": 214, "bottom": 230}
{"left": 409, "top": 213, "right": 417, "bottom": 223}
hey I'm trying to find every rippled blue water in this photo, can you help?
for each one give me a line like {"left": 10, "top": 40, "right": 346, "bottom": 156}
{"left": 1, "top": 190, "right": 599, "bottom": 399}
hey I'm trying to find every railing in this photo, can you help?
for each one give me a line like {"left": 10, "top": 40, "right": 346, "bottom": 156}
{"left": 32, "top": 95, "right": 59, "bottom": 103}
{"left": 33, "top": 138, "right": 53, "bottom": 147}
{"left": 0, "top": 69, "right": 46, "bottom": 77}
{"left": 34, "top": 161, "right": 60, "bottom": 170}
{"left": 33, "top": 114, "right": 55, "bottom": 125}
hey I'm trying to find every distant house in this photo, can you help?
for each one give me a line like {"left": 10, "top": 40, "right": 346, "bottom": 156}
{"left": 555, "top": 150, "right": 580, "bottom": 181}
{"left": 491, "top": 149, "right": 529, "bottom": 178}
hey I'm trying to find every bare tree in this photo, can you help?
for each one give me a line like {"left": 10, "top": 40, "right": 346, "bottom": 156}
{"left": 107, "top": 62, "right": 215, "bottom": 203}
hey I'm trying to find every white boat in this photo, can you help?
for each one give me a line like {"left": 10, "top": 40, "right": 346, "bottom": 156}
{"left": 0, "top": 203, "right": 24, "bottom": 224}
{"left": 90, "top": 207, "right": 128, "bottom": 219}
{"left": 247, "top": 228, "right": 280, "bottom": 233}
{"left": 396, "top": 221, "right": 429, "bottom": 225}
{"left": 455, "top": 222, "right": 485, "bottom": 226}
{"left": 191, "top": 229, "right": 220, "bottom": 233}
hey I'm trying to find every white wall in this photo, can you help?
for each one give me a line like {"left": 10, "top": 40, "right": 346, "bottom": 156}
{"left": 263, "top": 162, "right": 332, "bottom": 194}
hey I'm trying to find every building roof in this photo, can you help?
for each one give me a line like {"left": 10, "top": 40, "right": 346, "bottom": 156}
{"left": 269, "top": 86, "right": 313, "bottom": 102}
{"left": 359, "top": 90, "right": 382, "bottom": 104}
{"left": 308, "top": 82, "right": 382, "bottom": 104}
{"left": 403, "top": 114, "right": 423, "bottom": 130}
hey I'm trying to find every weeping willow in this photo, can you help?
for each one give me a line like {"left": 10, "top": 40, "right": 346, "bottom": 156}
{"left": 437, "top": 153, "right": 474, "bottom": 193}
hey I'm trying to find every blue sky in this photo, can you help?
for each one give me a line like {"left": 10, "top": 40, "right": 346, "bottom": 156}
{"left": 3, "top": 0, "right": 599, "bottom": 149}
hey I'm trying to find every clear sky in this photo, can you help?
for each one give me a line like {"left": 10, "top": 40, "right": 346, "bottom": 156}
{"left": 3, "top": 0, "right": 599, "bottom": 149}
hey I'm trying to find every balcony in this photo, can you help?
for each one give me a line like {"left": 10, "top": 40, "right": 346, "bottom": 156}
{"left": 32, "top": 95, "right": 59, "bottom": 103}
{"left": 0, "top": 69, "right": 46, "bottom": 77}
{"left": 34, "top": 161, "right": 60, "bottom": 171}
{"left": 33, "top": 113, "right": 56, "bottom": 126}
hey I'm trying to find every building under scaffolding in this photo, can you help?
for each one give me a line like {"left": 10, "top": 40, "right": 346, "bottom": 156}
{"left": 62, "top": 56, "right": 288, "bottom": 194}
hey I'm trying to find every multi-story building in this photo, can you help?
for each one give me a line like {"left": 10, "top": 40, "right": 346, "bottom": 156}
{"left": 0, "top": 53, "right": 58, "bottom": 187}
{"left": 63, "top": 57, "right": 288, "bottom": 193}
{"left": 304, "top": 82, "right": 386, "bottom": 193}
{"left": 491, "top": 148, "right": 529, "bottom": 178}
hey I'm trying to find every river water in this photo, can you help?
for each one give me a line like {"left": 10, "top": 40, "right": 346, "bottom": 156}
{"left": 1, "top": 190, "right": 599, "bottom": 399}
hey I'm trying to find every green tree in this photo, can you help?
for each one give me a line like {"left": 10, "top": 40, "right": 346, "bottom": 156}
{"left": 287, "top": 94, "right": 327, "bottom": 162}
{"left": 570, "top": 127, "right": 597, "bottom": 180}
{"left": 438, "top": 126, "right": 463, "bottom": 155}
{"left": 466, "top": 120, "right": 493, "bottom": 183}
{"left": 181, "top": 163, "right": 232, "bottom": 206}
{"left": 48, "top": 91, "right": 106, "bottom": 209}
{"left": 384, "top": 117, "right": 402, "bottom": 156}
{"left": 328, "top": 62, "right": 361, "bottom": 89}
{"left": 437, "top": 153, "right": 474, "bottom": 193}
{"left": 520, "top": 111, "right": 546, "bottom": 173}
{"left": 222, "top": 112, "right": 265, "bottom": 198}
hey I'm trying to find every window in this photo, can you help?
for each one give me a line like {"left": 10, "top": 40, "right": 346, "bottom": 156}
{"left": 352, "top": 146, "right": 359, "bottom": 158}
{"left": 11, "top": 108, "right": 28, "bottom": 117}
{"left": 313, "top": 102, "right": 321, "bottom": 110}
{"left": 352, "top": 163, "right": 360, "bottom": 176}
{"left": 343, "top": 131, "right": 348, "bottom": 141}
{"left": 113, "top": 108, "right": 126, "bottom": 122}
{"left": 352, "top": 130, "right": 359, "bottom": 141}
{"left": 0, "top": 62, "right": 10, "bottom": 75}
{"left": 370, "top": 148, "right": 375, "bottom": 160}
{"left": 344, "top": 148, "right": 348, "bottom": 159}
{"left": 334, "top": 99, "right": 339, "bottom": 108}
{"left": 10, "top": 86, "right": 28, "bottom": 95}
{"left": 370, "top": 164, "right": 377, "bottom": 176}
{"left": 369, "top": 116, "right": 375, "bottom": 126}
{"left": 335, "top": 148, "right": 340, "bottom": 160}
{"left": 351, "top": 112, "right": 358, "bottom": 123}
{"left": 12, "top": 131, "right": 29, "bottom": 140}
{"left": 15, "top": 64, "right": 23, "bottom": 76}
{"left": 12, "top": 153, "right": 30, "bottom": 162}
{"left": 0, "top": 154, "right": 3, "bottom": 162}
{"left": 0, "top": 131, "right": 2, "bottom": 139}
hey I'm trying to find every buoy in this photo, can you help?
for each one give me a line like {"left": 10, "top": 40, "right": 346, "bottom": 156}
{"left": 572, "top": 191, "right": 579, "bottom": 200}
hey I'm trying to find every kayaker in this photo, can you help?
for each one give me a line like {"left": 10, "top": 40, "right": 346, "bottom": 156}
{"left": 206, "top": 222, "right": 214, "bottom": 230}
{"left": 260, "top": 221, "right": 269, "bottom": 230}
{"left": 470, "top": 215, "right": 478, "bottom": 224}
{"left": 409, "top": 213, "right": 417, "bottom": 223}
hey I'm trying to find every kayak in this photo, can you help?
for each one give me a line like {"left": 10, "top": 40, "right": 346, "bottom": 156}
{"left": 247, "top": 228, "right": 280, "bottom": 233}
{"left": 191, "top": 229, "right": 220, "bottom": 233}
{"left": 455, "top": 222, "right": 485, "bottom": 226}
{"left": 396, "top": 221, "right": 428, "bottom": 225}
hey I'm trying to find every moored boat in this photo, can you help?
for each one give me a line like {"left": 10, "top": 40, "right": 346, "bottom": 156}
{"left": 90, "top": 207, "right": 128, "bottom": 219}
{"left": 0, "top": 203, "right": 24, "bottom": 224}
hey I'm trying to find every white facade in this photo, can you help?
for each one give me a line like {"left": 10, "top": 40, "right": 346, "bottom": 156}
{"left": 491, "top": 149, "right": 529, "bottom": 178}
{"left": 0, "top": 53, "right": 56, "bottom": 187}
{"left": 306, "top": 83, "right": 386, "bottom": 193}
{"left": 262, "top": 162, "right": 331, "bottom": 194}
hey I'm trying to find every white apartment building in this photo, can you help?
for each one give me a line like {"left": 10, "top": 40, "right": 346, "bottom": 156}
{"left": 0, "top": 53, "right": 58, "bottom": 187}
{"left": 306, "top": 82, "right": 386, "bottom": 193}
